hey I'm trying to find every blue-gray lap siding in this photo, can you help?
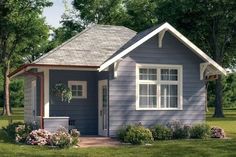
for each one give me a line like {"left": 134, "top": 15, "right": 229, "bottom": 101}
{"left": 108, "top": 32, "right": 206, "bottom": 136}
{"left": 49, "top": 70, "right": 100, "bottom": 135}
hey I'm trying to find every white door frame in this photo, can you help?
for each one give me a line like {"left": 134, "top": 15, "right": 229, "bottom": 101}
{"left": 98, "top": 80, "right": 108, "bottom": 136}
{"left": 31, "top": 80, "right": 37, "bottom": 121}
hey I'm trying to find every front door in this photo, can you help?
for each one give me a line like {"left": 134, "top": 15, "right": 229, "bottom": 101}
{"left": 98, "top": 80, "right": 108, "bottom": 136}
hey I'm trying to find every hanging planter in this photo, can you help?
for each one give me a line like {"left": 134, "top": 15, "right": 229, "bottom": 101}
{"left": 52, "top": 83, "right": 72, "bottom": 103}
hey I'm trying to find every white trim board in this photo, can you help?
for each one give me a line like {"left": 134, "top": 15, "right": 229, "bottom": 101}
{"left": 99, "top": 22, "right": 227, "bottom": 76}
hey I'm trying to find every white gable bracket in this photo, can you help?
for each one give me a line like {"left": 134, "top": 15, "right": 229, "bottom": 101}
{"left": 114, "top": 59, "right": 123, "bottom": 78}
{"left": 200, "top": 62, "right": 210, "bottom": 80}
{"left": 158, "top": 29, "right": 167, "bottom": 48}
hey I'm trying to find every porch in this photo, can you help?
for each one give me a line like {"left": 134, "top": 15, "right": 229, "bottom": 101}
{"left": 23, "top": 68, "right": 110, "bottom": 136}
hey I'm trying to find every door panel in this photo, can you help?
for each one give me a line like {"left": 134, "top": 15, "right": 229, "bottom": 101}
{"left": 98, "top": 80, "right": 108, "bottom": 136}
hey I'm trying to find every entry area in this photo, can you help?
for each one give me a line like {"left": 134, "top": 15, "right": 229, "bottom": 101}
{"left": 98, "top": 80, "right": 108, "bottom": 136}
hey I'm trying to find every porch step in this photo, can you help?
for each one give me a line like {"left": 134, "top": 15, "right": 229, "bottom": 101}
{"left": 79, "top": 137, "right": 121, "bottom": 148}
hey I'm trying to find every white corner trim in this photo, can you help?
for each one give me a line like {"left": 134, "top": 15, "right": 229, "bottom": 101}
{"left": 99, "top": 22, "right": 227, "bottom": 76}
{"left": 43, "top": 69, "right": 50, "bottom": 117}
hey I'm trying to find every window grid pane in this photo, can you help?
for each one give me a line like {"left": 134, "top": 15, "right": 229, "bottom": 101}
{"left": 139, "top": 84, "right": 157, "bottom": 108}
{"left": 139, "top": 68, "right": 157, "bottom": 80}
{"left": 160, "top": 84, "right": 178, "bottom": 108}
{"left": 161, "top": 69, "right": 178, "bottom": 81}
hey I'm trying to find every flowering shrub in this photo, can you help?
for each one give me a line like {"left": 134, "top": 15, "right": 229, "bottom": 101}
{"left": 51, "top": 128, "right": 72, "bottom": 148}
{"left": 211, "top": 126, "right": 225, "bottom": 138}
{"left": 26, "top": 129, "right": 52, "bottom": 146}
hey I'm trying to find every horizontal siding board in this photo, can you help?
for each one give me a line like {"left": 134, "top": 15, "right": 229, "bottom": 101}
{"left": 109, "top": 32, "right": 205, "bottom": 136}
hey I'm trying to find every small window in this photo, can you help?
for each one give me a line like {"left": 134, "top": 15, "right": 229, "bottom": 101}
{"left": 68, "top": 81, "right": 87, "bottom": 99}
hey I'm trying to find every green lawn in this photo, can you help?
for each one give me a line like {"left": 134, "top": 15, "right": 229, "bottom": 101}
{"left": 0, "top": 107, "right": 235, "bottom": 157}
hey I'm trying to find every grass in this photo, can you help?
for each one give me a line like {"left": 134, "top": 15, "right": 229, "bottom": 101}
{"left": 0, "top": 107, "right": 235, "bottom": 157}
{"left": 207, "top": 108, "right": 236, "bottom": 138}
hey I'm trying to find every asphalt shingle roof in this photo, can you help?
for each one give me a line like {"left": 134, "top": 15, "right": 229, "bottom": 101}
{"left": 33, "top": 25, "right": 137, "bottom": 66}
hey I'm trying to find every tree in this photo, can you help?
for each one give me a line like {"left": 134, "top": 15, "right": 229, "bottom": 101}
{"left": 0, "top": 0, "right": 52, "bottom": 115}
{"left": 155, "top": 0, "right": 236, "bottom": 117}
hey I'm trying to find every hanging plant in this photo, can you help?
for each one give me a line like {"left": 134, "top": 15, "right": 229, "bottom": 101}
{"left": 52, "top": 83, "right": 72, "bottom": 103}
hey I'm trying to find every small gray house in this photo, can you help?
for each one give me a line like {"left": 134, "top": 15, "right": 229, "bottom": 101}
{"left": 10, "top": 23, "right": 226, "bottom": 137}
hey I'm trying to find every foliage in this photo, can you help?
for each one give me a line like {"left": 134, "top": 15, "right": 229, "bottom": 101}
{"left": 51, "top": 127, "right": 72, "bottom": 148}
{"left": 211, "top": 126, "right": 226, "bottom": 138}
{"left": 151, "top": 125, "right": 172, "bottom": 140}
{"left": 190, "top": 124, "right": 211, "bottom": 139}
{"left": 70, "top": 129, "right": 80, "bottom": 146}
{"left": 117, "top": 123, "right": 153, "bottom": 145}
{"left": 26, "top": 129, "right": 52, "bottom": 146}
{"left": 2, "top": 122, "right": 36, "bottom": 142}
{"left": 0, "top": 78, "right": 24, "bottom": 108}
{"left": 167, "top": 121, "right": 190, "bottom": 139}
{"left": 0, "top": 0, "right": 52, "bottom": 115}
{"left": 52, "top": 83, "right": 72, "bottom": 103}
{"left": 117, "top": 125, "right": 132, "bottom": 142}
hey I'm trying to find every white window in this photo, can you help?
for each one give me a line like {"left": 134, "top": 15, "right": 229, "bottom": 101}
{"left": 136, "top": 64, "right": 182, "bottom": 110}
{"left": 68, "top": 81, "right": 87, "bottom": 99}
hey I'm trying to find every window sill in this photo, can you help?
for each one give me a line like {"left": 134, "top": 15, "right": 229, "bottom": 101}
{"left": 136, "top": 108, "right": 183, "bottom": 111}
{"left": 72, "top": 96, "right": 87, "bottom": 99}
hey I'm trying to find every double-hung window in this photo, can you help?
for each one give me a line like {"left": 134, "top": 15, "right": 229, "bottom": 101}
{"left": 136, "top": 64, "right": 182, "bottom": 110}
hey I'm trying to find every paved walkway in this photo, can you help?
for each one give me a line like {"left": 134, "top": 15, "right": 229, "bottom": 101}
{"left": 79, "top": 136, "right": 121, "bottom": 148}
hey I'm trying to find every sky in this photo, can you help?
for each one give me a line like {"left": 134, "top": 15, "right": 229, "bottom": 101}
{"left": 43, "top": 0, "right": 72, "bottom": 28}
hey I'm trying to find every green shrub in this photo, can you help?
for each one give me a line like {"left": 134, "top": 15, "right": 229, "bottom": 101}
{"left": 151, "top": 125, "right": 172, "bottom": 140}
{"left": 51, "top": 127, "right": 72, "bottom": 148}
{"left": 70, "top": 129, "right": 80, "bottom": 146}
{"left": 167, "top": 121, "right": 190, "bottom": 139}
{"left": 117, "top": 125, "right": 132, "bottom": 142}
{"left": 190, "top": 124, "right": 210, "bottom": 139}
{"left": 3, "top": 122, "right": 38, "bottom": 143}
{"left": 3, "top": 122, "right": 25, "bottom": 141}
{"left": 122, "top": 124, "right": 153, "bottom": 145}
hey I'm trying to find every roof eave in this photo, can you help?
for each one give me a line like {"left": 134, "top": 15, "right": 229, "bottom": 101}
{"left": 9, "top": 64, "right": 99, "bottom": 78}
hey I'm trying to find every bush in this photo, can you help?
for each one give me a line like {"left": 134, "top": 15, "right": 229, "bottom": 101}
{"left": 211, "top": 126, "right": 225, "bottom": 138}
{"left": 167, "top": 121, "right": 190, "bottom": 139}
{"left": 190, "top": 124, "right": 210, "bottom": 139}
{"left": 26, "top": 129, "right": 52, "bottom": 146}
{"left": 117, "top": 125, "right": 132, "bottom": 142}
{"left": 3, "top": 122, "right": 37, "bottom": 143}
{"left": 70, "top": 129, "right": 80, "bottom": 146}
{"left": 120, "top": 124, "right": 153, "bottom": 145}
{"left": 51, "top": 127, "right": 72, "bottom": 148}
{"left": 151, "top": 125, "right": 172, "bottom": 140}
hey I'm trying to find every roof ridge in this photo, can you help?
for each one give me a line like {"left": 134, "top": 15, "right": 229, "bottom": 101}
{"left": 33, "top": 25, "right": 96, "bottom": 64}
{"left": 93, "top": 24, "right": 137, "bottom": 34}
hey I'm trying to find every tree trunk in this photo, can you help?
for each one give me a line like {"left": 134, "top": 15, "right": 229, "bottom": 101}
{"left": 2, "top": 61, "right": 11, "bottom": 116}
{"left": 213, "top": 75, "right": 224, "bottom": 117}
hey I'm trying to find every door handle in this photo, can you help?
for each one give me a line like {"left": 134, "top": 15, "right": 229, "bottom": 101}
{"left": 100, "top": 110, "right": 103, "bottom": 116}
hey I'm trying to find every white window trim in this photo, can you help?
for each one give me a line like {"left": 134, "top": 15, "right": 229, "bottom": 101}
{"left": 136, "top": 64, "right": 183, "bottom": 110}
{"left": 68, "top": 81, "right": 87, "bottom": 99}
